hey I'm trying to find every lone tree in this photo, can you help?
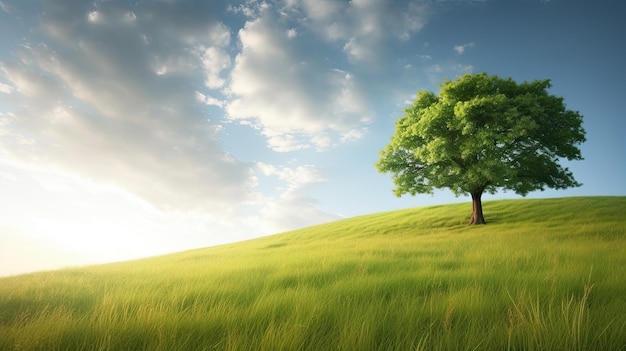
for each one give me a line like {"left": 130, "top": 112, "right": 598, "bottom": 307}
{"left": 376, "top": 73, "right": 586, "bottom": 224}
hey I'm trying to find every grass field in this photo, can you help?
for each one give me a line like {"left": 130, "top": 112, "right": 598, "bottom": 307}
{"left": 0, "top": 196, "right": 625, "bottom": 350}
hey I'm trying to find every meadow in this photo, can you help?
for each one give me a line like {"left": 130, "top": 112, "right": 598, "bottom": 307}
{"left": 0, "top": 196, "right": 625, "bottom": 350}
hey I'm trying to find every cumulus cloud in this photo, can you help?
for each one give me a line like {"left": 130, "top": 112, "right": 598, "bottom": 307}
{"left": 0, "top": 1, "right": 255, "bottom": 214}
{"left": 297, "top": 0, "right": 430, "bottom": 62}
{"left": 219, "top": 0, "right": 431, "bottom": 151}
{"left": 226, "top": 8, "right": 372, "bottom": 151}
{"left": 200, "top": 46, "right": 231, "bottom": 88}
{"left": 454, "top": 42, "right": 475, "bottom": 54}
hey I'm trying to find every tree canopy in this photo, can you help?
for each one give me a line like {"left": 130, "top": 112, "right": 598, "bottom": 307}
{"left": 376, "top": 73, "right": 586, "bottom": 224}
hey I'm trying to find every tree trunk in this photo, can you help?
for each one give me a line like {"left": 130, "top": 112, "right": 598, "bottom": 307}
{"left": 469, "top": 191, "right": 486, "bottom": 224}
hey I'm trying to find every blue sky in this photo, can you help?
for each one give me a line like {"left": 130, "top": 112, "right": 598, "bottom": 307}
{"left": 0, "top": 0, "right": 624, "bottom": 276}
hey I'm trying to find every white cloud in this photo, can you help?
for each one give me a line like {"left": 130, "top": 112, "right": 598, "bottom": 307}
{"left": 300, "top": 0, "right": 345, "bottom": 22}
{"left": 287, "top": 28, "right": 298, "bottom": 38}
{"left": 300, "top": 0, "right": 429, "bottom": 62}
{"left": 454, "top": 42, "right": 475, "bottom": 54}
{"left": 220, "top": 0, "right": 430, "bottom": 151}
{"left": 340, "top": 128, "right": 368, "bottom": 143}
{"left": 227, "top": 1, "right": 271, "bottom": 18}
{"left": 253, "top": 162, "right": 340, "bottom": 232}
{"left": 310, "top": 133, "right": 332, "bottom": 151}
{"left": 0, "top": 81, "right": 13, "bottom": 93}
{"left": 200, "top": 46, "right": 231, "bottom": 89}
{"left": 0, "top": 1, "right": 255, "bottom": 214}
{"left": 257, "top": 189, "right": 341, "bottom": 233}
{"left": 257, "top": 162, "right": 325, "bottom": 189}
{"left": 87, "top": 10, "right": 100, "bottom": 23}
{"left": 226, "top": 11, "right": 371, "bottom": 151}
{"left": 264, "top": 132, "right": 311, "bottom": 152}
{"left": 195, "top": 91, "right": 226, "bottom": 108}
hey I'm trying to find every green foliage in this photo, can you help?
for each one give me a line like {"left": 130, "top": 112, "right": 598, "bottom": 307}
{"left": 0, "top": 197, "right": 625, "bottom": 350}
{"left": 376, "top": 72, "right": 586, "bottom": 197}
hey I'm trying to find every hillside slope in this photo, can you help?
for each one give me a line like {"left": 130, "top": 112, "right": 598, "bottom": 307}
{"left": 1, "top": 196, "right": 625, "bottom": 350}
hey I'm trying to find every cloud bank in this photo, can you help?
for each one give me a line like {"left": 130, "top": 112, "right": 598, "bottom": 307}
{"left": 0, "top": 0, "right": 434, "bottom": 242}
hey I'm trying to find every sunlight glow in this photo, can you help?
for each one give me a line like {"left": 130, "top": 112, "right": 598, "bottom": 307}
{"left": 0, "top": 160, "right": 266, "bottom": 276}
{"left": 0, "top": 162, "right": 172, "bottom": 274}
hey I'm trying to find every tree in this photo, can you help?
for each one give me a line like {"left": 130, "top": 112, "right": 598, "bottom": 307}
{"left": 376, "top": 73, "right": 586, "bottom": 224}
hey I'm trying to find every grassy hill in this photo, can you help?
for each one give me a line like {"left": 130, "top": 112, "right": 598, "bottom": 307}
{"left": 1, "top": 196, "right": 625, "bottom": 350}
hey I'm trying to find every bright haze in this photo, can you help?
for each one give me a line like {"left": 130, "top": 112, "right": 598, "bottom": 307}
{"left": 0, "top": 0, "right": 624, "bottom": 276}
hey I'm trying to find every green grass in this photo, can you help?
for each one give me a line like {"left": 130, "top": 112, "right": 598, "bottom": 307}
{"left": 1, "top": 196, "right": 625, "bottom": 350}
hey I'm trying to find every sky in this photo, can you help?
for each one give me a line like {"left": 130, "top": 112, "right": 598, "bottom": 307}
{"left": 0, "top": 0, "right": 624, "bottom": 276}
